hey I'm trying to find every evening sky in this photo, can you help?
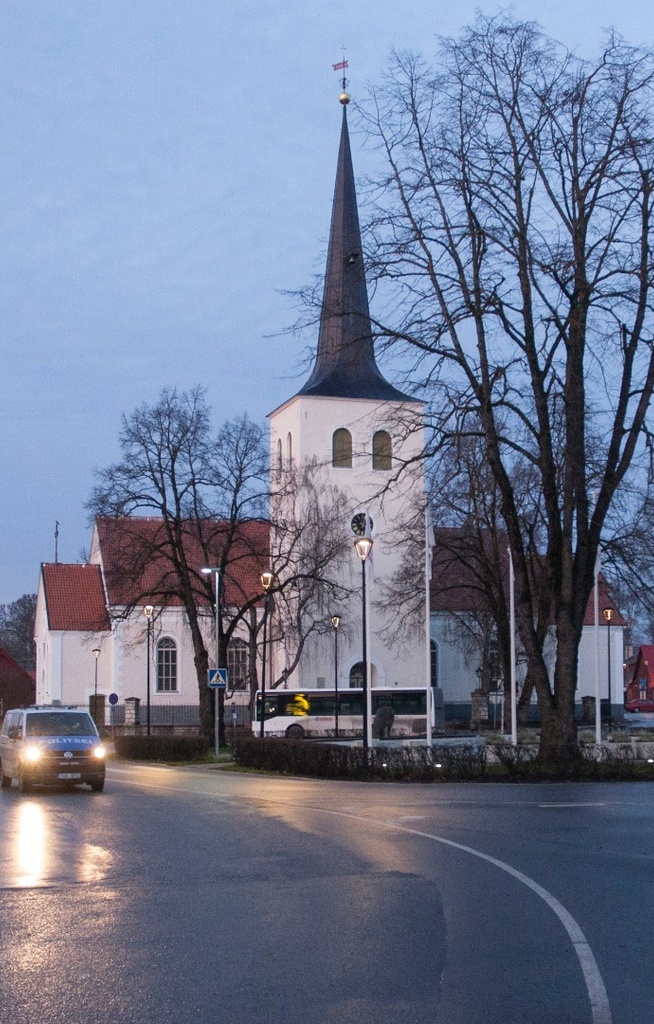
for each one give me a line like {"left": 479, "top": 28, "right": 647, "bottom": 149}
{"left": 1, "top": 0, "right": 651, "bottom": 602}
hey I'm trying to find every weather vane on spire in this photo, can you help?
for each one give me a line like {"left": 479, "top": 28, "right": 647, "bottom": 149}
{"left": 332, "top": 46, "right": 350, "bottom": 104}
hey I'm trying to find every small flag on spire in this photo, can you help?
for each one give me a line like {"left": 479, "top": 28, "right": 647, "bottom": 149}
{"left": 333, "top": 48, "right": 350, "bottom": 104}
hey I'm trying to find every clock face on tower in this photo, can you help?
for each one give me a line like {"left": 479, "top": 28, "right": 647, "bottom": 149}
{"left": 351, "top": 513, "right": 373, "bottom": 537}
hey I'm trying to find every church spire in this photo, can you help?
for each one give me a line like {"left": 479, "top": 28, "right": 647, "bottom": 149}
{"left": 298, "top": 98, "right": 409, "bottom": 402}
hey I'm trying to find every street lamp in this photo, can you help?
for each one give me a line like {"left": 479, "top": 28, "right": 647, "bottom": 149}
{"left": 354, "top": 535, "right": 373, "bottom": 749}
{"left": 603, "top": 606, "right": 614, "bottom": 731}
{"left": 143, "top": 605, "right": 154, "bottom": 736}
{"left": 92, "top": 648, "right": 101, "bottom": 726}
{"left": 331, "top": 615, "right": 341, "bottom": 739}
{"left": 92, "top": 648, "right": 101, "bottom": 698}
{"left": 201, "top": 566, "right": 222, "bottom": 756}
{"left": 260, "top": 571, "right": 275, "bottom": 738}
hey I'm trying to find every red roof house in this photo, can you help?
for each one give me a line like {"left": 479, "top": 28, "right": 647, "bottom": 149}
{"left": 625, "top": 646, "right": 654, "bottom": 703}
{"left": 0, "top": 646, "right": 35, "bottom": 716}
{"left": 34, "top": 516, "right": 269, "bottom": 711}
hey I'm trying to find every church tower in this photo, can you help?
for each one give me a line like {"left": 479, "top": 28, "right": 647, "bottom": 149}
{"left": 268, "top": 94, "right": 429, "bottom": 711}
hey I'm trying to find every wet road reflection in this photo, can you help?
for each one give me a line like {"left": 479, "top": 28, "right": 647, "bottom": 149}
{"left": 1, "top": 794, "right": 114, "bottom": 888}
{"left": 15, "top": 801, "right": 46, "bottom": 886}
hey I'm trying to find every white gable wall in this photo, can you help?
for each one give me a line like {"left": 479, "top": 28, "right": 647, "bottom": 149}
{"left": 431, "top": 609, "right": 624, "bottom": 716}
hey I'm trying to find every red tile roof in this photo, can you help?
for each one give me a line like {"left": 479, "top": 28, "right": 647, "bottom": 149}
{"left": 0, "top": 645, "right": 35, "bottom": 707}
{"left": 41, "top": 563, "right": 111, "bottom": 632}
{"left": 583, "top": 576, "right": 626, "bottom": 626}
{"left": 94, "top": 516, "right": 269, "bottom": 610}
{"left": 0, "top": 645, "right": 34, "bottom": 681}
{"left": 430, "top": 527, "right": 625, "bottom": 625}
{"left": 430, "top": 528, "right": 509, "bottom": 612}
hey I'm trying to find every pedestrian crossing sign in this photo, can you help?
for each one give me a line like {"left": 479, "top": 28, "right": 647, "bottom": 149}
{"left": 208, "top": 668, "right": 228, "bottom": 689}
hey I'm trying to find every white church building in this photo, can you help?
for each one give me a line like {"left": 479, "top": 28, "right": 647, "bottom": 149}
{"left": 33, "top": 95, "right": 624, "bottom": 727}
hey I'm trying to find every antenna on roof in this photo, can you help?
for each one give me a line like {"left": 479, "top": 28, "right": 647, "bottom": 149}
{"left": 54, "top": 521, "right": 59, "bottom": 564}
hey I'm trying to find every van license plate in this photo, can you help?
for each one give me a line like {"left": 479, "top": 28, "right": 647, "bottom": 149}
{"left": 57, "top": 772, "right": 81, "bottom": 780}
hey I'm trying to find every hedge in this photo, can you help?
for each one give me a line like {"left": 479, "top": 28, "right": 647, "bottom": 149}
{"left": 232, "top": 737, "right": 488, "bottom": 781}
{"left": 114, "top": 734, "right": 210, "bottom": 762}
{"left": 232, "top": 736, "right": 654, "bottom": 782}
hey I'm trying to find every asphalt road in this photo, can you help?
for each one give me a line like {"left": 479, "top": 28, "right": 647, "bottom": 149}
{"left": 0, "top": 763, "right": 651, "bottom": 1024}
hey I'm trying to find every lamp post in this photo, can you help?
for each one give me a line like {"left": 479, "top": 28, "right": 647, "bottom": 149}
{"left": 201, "top": 567, "right": 222, "bottom": 756}
{"left": 260, "top": 571, "right": 274, "bottom": 738}
{"left": 92, "top": 648, "right": 100, "bottom": 727}
{"left": 354, "top": 535, "right": 373, "bottom": 749}
{"left": 143, "top": 605, "right": 154, "bottom": 736}
{"left": 603, "top": 606, "right": 614, "bottom": 731}
{"left": 331, "top": 615, "right": 341, "bottom": 739}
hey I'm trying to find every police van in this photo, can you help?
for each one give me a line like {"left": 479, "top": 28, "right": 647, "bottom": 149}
{"left": 0, "top": 706, "right": 106, "bottom": 793}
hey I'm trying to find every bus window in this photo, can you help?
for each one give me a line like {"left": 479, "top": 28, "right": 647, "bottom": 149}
{"left": 257, "top": 695, "right": 284, "bottom": 720}
{"left": 338, "top": 693, "right": 364, "bottom": 716}
{"left": 284, "top": 693, "right": 310, "bottom": 716}
{"left": 308, "top": 695, "right": 336, "bottom": 715}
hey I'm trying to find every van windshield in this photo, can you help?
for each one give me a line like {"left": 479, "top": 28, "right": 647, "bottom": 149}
{"left": 25, "top": 712, "right": 97, "bottom": 737}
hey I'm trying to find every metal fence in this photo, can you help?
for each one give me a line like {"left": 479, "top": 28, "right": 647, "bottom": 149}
{"left": 56, "top": 701, "right": 252, "bottom": 734}
{"left": 108, "top": 703, "right": 202, "bottom": 727}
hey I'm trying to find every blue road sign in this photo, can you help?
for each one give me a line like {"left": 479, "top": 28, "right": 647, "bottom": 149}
{"left": 208, "top": 668, "right": 228, "bottom": 689}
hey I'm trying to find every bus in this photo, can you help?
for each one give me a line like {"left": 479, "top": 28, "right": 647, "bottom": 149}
{"left": 252, "top": 688, "right": 431, "bottom": 739}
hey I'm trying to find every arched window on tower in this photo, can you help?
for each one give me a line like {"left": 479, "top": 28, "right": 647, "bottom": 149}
{"left": 156, "top": 638, "right": 178, "bottom": 693}
{"left": 332, "top": 428, "right": 353, "bottom": 468}
{"left": 287, "top": 432, "right": 293, "bottom": 465}
{"left": 372, "top": 430, "right": 392, "bottom": 470}
{"left": 276, "top": 438, "right": 283, "bottom": 479}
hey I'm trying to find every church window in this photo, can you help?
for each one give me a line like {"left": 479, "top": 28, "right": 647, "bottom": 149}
{"left": 430, "top": 640, "right": 439, "bottom": 688}
{"left": 372, "top": 430, "right": 392, "bottom": 470}
{"left": 276, "top": 439, "right": 283, "bottom": 478}
{"left": 287, "top": 432, "right": 293, "bottom": 465}
{"left": 227, "top": 638, "right": 249, "bottom": 691}
{"left": 349, "top": 662, "right": 364, "bottom": 688}
{"left": 349, "top": 661, "right": 377, "bottom": 688}
{"left": 332, "top": 428, "right": 353, "bottom": 468}
{"left": 156, "top": 638, "right": 178, "bottom": 692}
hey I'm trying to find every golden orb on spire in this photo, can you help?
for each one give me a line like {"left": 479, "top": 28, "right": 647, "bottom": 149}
{"left": 339, "top": 91, "right": 351, "bottom": 105}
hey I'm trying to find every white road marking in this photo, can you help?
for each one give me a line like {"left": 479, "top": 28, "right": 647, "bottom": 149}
{"left": 539, "top": 802, "right": 606, "bottom": 808}
{"left": 323, "top": 808, "right": 613, "bottom": 1024}
{"left": 106, "top": 769, "right": 612, "bottom": 1024}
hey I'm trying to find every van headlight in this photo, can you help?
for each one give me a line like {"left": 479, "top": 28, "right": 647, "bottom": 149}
{"left": 22, "top": 746, "right": 42, "bottom": 763}
{"left": 92, "top": 746, "right": 106, "bottom": 759}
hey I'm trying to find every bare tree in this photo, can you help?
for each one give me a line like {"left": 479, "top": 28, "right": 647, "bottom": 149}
{"left": 359, "top": 15, "right": 654, "bottom": 759}
{"left": 601, "top": 489, "right": 654, "bottom": 643}
{"left": 0, "top": 594, "right": 37, "bottom": 671}
{"left": 88, "top": 388, "right": 270, "bottom": 742}
{"left": 88, "top": 388, "right": 353, "bottom": 736}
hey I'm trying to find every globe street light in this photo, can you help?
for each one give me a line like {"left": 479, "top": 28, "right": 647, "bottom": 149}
{"left": 260, "top": 571, "right": 275, "bottom": 738}
{"left": 603, "top": 606, "right": 614, "bottom": 731}
{"left": 201, "top": 567, "right": 222, "bottom": 756}
{"left": 144, "top": 605, "right": 154, "bottom": 736}
{"left": 331, "top": 615, "right": 341, "bottom": 739}
{"left": 354, "top": 535, "right": 373, "bottom": 749}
